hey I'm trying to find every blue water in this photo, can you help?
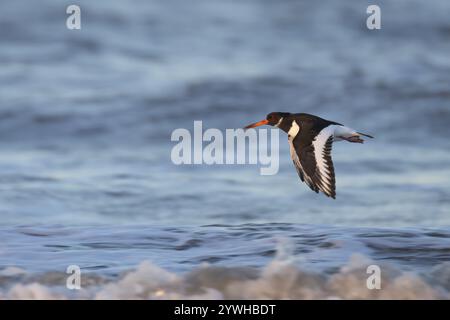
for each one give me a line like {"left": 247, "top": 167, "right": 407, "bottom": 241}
{"left": 0, "top": 0, "right": 450, "bottom": 299}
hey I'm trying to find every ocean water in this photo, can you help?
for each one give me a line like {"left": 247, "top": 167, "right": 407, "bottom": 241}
{"left": 0, "top": 0, "right": 450, "bottom": 299}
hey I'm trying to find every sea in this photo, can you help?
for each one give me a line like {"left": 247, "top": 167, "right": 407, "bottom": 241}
{"left": 0, "top": 0, "right": 449, "bottom": 299}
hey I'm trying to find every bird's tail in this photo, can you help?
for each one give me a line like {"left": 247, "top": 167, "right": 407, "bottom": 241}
{"left": 357, "top": 132, "right": 374, "bottom": 139}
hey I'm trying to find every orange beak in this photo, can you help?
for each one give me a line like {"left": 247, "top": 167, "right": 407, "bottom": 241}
{"left": 244, "top": 119, "right": 269, "bottom": 130}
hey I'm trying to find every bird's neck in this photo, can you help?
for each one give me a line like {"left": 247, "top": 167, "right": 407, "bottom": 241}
{"left": 276, "top": 118, "right": 295, "bottom": 134}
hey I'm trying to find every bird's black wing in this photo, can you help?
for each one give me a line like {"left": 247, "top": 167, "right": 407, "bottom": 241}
{"left": 289, "top": 122, "right": 336, "bottom": 199}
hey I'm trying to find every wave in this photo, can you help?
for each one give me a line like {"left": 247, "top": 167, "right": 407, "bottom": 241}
{"left": 1, "top": 243, "right": 449, "bottom": 300}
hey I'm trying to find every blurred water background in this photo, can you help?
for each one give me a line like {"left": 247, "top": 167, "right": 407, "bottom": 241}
{"left": 0, "top": 0, "right": 449, "bottom": 299}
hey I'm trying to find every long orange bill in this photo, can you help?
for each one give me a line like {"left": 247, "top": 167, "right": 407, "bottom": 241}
{"left": 244, "top": 119, "right": 269, "bottom": 130}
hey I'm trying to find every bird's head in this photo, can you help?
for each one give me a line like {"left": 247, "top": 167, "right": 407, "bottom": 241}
{"left": 244, "top": 112, "right": 291, "bottom": 129}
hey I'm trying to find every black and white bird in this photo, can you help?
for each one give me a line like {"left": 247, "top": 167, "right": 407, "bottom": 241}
{"left": 244, "top": 112, "right": 373, "bottom": 199}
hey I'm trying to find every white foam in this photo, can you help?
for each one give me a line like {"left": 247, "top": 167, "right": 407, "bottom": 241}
{"left": 1, "top": 249, "right": 448, "bottom": 300}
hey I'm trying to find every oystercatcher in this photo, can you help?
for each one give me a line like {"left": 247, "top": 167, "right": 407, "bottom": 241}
{"left": 244, "top": 112, "right": 373, "bottom": 199}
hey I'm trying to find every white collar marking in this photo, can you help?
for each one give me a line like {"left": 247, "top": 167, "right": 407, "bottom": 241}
{"left": 275, "top": 117, "right": 283, "bottom": 127}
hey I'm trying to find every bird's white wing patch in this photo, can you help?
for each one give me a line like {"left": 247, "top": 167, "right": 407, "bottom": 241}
{"left": 312, "top": 126, "right": 336, "bottom": 197}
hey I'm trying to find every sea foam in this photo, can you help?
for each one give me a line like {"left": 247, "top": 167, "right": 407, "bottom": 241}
{"left": 1, "top": 246, "right": 448, "bottom": 300}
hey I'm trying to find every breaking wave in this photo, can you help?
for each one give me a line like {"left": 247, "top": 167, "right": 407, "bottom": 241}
{"left": 2, "top": 244, "right": 449, "bottom": 300}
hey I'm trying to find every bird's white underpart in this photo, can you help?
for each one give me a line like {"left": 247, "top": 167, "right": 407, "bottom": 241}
{"left": 328, "top": 124, "right": 358, "bottom": 141}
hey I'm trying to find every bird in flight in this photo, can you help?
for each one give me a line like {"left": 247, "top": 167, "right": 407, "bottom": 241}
{"left": 244, "top": 112, "right": 373, "bottom": 199}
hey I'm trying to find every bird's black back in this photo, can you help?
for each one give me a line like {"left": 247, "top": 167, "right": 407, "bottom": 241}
{"left": 278, "top": 113, "right": 341, "bottom": 135}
